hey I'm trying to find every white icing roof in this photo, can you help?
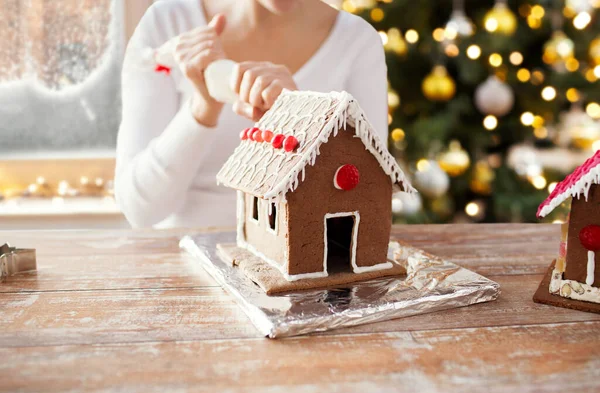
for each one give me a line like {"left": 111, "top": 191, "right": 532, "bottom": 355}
{"left": 216, "top": 90, "right": 415, "bottom": 201}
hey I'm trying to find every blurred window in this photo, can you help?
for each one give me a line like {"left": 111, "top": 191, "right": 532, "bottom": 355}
{"left": 0, "top": 0, "right": 123, "bottom": 153}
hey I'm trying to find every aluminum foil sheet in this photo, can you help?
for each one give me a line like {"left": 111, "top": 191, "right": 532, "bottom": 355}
{"left": 180, "top": 232, "right": 500, "bottom": 338}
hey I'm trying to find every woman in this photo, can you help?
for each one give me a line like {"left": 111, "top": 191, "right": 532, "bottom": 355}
{"left": 116, "top": 0, "right": 388, "bottom": 228}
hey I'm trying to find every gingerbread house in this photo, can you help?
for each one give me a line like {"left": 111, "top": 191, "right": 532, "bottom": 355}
{"left": 217, "top": 91, "right": 415, "bottom": 282}
{"left": 536, "top": 150, "right": 600, "bottom": 309}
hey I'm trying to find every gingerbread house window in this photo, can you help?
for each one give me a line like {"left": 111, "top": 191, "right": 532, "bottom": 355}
{"left": 267, "top": 203, "right": 277, "bottom": 233}
{"left": 251, "top": 197, "right": 259, "bottom": 223}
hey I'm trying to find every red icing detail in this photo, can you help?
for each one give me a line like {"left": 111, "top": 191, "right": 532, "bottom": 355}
{"left": 580, "top": 225, "right": 600, "bottom": 251}
{"left": 154, "top": 64, "right": 171, "bottom": 75}
{"left": 335, "top": 164, "right": 360, "bottom": 191}
{"left": 249, "top": 128, "right": 261, "bottom": 141}
{"left": 262, "top": 130, "right": 274, "bottom": 143}
{"left": 272, "top": 134, "right": 285, "bottom": 149}
{"left": 283, "top": 136, "right": 299, "bottom": 152}
{"left": 240, "top": 128, "right": 250, "bottom": 140}
{"left": 537, "top": 150, "right": 600, "bottom": 218}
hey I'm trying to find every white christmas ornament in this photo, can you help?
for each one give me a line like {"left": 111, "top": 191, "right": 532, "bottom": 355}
{"left": 445, "top": 10, "right": 474, "bottom": 38}
{"left": 507, "top": 144, "right": 542, "bottom": 178}
{"left": 392, "top": 192, "right": 422, "bottom": 216}
{"left": 414, "top": 161, "right": 450, "bottom": 198}
{"left": 474, "top": 76, "right": 514, "bottom": 116}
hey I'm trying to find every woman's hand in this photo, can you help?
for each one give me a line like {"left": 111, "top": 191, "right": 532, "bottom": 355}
{"left": 174, "top": 14, "right": 227, "bottom": 127}
{"left": 231, "top": 62, "right": 297, "bottom": 121}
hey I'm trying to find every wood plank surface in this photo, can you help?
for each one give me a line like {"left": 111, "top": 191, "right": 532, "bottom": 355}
{"left": 1, "top": 224, "right": 599, "bottom": 393}
{"left": 2, "top": 322, "right": 599, "bottom": 393}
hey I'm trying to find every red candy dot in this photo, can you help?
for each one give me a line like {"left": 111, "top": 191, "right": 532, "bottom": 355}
{"left": 262, "top": 130, "right": 274, "bottom": 143}
{"left": 283, "top": 136, "right": 299, "bottom": 152}
{"left": 240, "top": 128, "right": 250, "bottom": 140}
{"left": 580, "top": 225, "right": 600, "bottom": 251}
{"left": 272, "top": 134, "right": 285, "bottom": 149}
{"left": 250, "top": 128, "right": 261, "bottom": 142}
{"left": 334, "top": 164, "right": 360, "bottom": 191}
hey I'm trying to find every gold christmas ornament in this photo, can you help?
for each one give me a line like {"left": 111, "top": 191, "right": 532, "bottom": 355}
{"left": 470, "top": 161, "right": 496, "bottom": 195}
{"left": 422, "top": 65, "right": 456, "bottom": 102}
{"left": 543, "top": 31, "right": 575, "bottom": 65}
{"left": 438, "top": 141, "right": 471, "bottom": 177}
{"left": 589, "top": 36, "right": 600, "bottom": 64}
{"left": 484, "top": 2, "right": 518, "bottom": 35}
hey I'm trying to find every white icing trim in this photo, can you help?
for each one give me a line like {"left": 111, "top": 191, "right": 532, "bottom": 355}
{"left": 587, "top": 250, "right": 596, "bottom": 286}
{"left": 236, "top": 191, "right": 246, "bottom": 244}
{"left": 353, "top": 261, "right": 394, "bottom": 274}
{"left": 333, "top": 166, "right": 343, "bottom": 190}
{"left": 324, "top": 212, "right": 359, "bottom": 274}
{"left": 549, "top": 268, "right": 600, "bottom": 303}
{"left": 538, "top": 162, "right": 600, "bottom": 217}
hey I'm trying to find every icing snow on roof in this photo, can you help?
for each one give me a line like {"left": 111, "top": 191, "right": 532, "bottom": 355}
{"left": 217, "top": 90, "right": 415, "bottom": 201}
{"left": 537, "top": 149, "right": 600, "bottom": 218}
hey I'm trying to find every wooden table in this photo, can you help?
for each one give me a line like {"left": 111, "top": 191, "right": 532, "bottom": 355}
{"left": 2, "top": 224, "right": 600, "bottom": 392}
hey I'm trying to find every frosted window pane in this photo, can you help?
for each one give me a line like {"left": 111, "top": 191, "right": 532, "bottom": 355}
{"left": 0, "top": 0, "right": 123, "bottom": 153}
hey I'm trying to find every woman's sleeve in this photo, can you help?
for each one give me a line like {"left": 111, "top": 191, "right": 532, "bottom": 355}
{"left": 115, "top": 5, "right": 219, "bottom": 228}
{"left": 344, "top": 25, "right": 389, "bottom": 144}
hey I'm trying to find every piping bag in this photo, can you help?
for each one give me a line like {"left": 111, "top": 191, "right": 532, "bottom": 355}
{"left": 142, "top": 38, "right": 239, "bottom": 104}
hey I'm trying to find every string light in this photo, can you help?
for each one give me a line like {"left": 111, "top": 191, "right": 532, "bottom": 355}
{"left": 391, "top": 128, "right": 405, "bottom": 142}
{"left": 388, "top": 90, "right": 400, "bottom": 108}
{"left": 586, "top": 102, "right": 600, "bottom": 119}
{"left": 517, "top": 68, "right": 531, "bottom": 82}
{"left": 521, "top": 112, "right": 534, "bottom": 126}
{"left": 573, "top": 12, "right": 592, "bottom": 29}
{"left": 405, "top": 29, "right": 419, "bottom": 43}
{"left": 531, "top": 70, "right": 544, "bottom": 85}
{"left": 466, "top": 45, "right": 481, "bottom": 59}
{"left": 565, "top": 58, "right": 579, "bottom": 72}
{"left": 388, "top": 113, "right": 393, "bottom": 124}
{"left": 541, "top": 86, "right": 556, "bottom": 101}
{"left": 531, "top": 5, "right": 545, "bottom": 18}
{"left": 509, "top": 52, "right": 523, "bottom": 65}
{"left": 465, "top": 202, "right": 480, "bottom": 217}
{"left": 483, "top": 115, "right": 498, "bottom": 130}
{"left": 532, "top": 115, "right": 545, "bottom": 128}
{"left": 432, "top": 28, "right": 445, "bottom": 42}
{"left": 445, "top": 44, "right": 459, "bottom": 57}
{"left": 531, "top": 175, "right": 547, "bottom": 190}
{"left": 548, "top": 182, "right": 558, "bottom": 193}
{"left": 370, "top": 8, "right": 384, "bottom": 22}
{"left": 534, "top": 127, "right": 548, "bottom": 139}
{"left": 527, "top": 15, "right": 543, "bottom": 29}
{"left": 594, "top": 65, "right": 600, "bottom": 78}
{"left": 586, "top": 68, "right": 598, "bottom": 82}
{"left": 566, "top": 88, "right": 580, "bottom": 102}
{"left": 593, "top": 140, "right": 600, "bottom": 151}
{"left": 489, "top": 53, "right": 503, "bottom": 67}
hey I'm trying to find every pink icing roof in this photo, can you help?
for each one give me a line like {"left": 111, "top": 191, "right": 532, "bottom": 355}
{"left": 537, "top": 149, "right": 600, "bottom": 218}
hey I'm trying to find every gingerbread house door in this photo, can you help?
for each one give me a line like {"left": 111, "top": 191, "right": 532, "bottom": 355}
{"left": 323, "top": 212, "right": 360, "bottom": 274}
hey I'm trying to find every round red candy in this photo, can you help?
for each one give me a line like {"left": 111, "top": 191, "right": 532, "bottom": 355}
{"left": 334, "top": 164, "right": 360, "bottom": 191}
{"left": 250, "top": 128, "right": 262, "bottom": 142}
{"left": 240, "top": 128, "right": 250, "bottom": 140}
{"left": 283, "top": 136, "right": 299, "bottom": 152}
{"left": 272, "top": 134, "right": 285, "bottom": 149}
{"left": 262, "top": 130, "right": 274, "bottom": 143}
{"left": 580, "top": 225, "right": 600, "bottom": 251}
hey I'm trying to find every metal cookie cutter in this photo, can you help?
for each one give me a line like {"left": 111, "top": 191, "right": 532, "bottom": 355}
{"left": 0, "top": 243, "right": 37, "bottom": 278}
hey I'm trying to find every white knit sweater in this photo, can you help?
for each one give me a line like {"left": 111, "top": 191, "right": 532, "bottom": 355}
{"left": 115, "top": 0, "right": 388, "bottom": 228}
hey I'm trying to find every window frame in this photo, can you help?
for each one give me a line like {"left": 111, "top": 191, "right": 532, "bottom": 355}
{"left": 266, "top": 202, "right": 278, "bottom": 235}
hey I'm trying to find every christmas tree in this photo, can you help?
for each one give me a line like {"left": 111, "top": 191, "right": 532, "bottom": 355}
{"left": 342, "top": 0, "right": 600, "bottom": 224}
